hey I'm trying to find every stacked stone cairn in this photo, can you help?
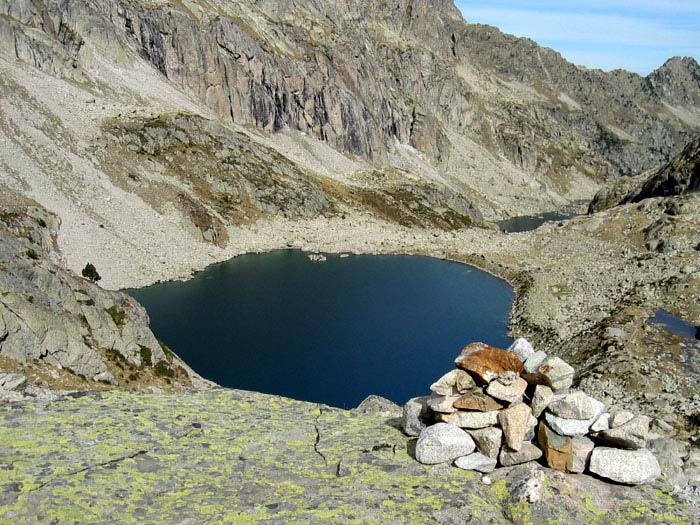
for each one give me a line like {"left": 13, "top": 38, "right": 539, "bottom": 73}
{"left": 403, "top": 339, "right": 662, "bottom": 485}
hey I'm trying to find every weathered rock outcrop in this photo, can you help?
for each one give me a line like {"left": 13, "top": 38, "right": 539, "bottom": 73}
{"left": 0, "top": 191, "right": 208, "bottom": 394}
{"left": 589, "top": 137, "right": 700, "bottom": 212}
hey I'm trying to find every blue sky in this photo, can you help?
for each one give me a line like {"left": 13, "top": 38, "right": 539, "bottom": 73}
{"left": 455, "top": 1, "right": 700, "bottom": 75}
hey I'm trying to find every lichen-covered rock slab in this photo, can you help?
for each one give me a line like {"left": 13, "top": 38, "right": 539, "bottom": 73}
{"left": 0, "top": 389, "right": 690, "bottom": 523}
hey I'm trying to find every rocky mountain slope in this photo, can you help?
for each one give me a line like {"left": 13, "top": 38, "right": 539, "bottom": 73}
{"left": 1, "top": 0, "right": 699, "bottom": 289}
{"left": 590, "top": 137, "right": 700, "bottom": 212}
{"left": 1, "top": 0, "right": 700, "bottom": 521}
{"left": 0, "top": 188, "right": 210, "bottom": 397}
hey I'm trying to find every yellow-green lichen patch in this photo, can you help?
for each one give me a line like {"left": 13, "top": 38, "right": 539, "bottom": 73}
{"left": 0, "top": 389, "right": 693, "bottom": 524}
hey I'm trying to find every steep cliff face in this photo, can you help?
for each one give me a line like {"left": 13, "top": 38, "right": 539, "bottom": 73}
{"left": 2, "top": 0, "right": 699, "bottom": 223}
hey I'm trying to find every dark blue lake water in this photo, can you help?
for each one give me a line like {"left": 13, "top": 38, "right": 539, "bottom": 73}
{"left": 498, "top": 211, "right": 576, "bottom": 233}
{"left": 128, "top": 251, "right": 514, "bottom": 408}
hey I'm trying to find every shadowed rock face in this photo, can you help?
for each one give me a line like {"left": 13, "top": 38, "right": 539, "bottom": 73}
{"left": 589, "top": 137, "right": 700, "bottom": 212}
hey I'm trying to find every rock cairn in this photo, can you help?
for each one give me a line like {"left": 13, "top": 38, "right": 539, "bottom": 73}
{"left": 403, "top": 339, "right": 662, "bottom": 485}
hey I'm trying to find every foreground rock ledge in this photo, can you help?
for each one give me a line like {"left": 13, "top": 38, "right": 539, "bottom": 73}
{"left": 0, "top": 389, "right": 692, "bottom": 524}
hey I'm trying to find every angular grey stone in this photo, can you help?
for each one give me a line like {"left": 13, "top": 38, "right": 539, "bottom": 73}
{"left": 590, "top": 413, "right": 611, "bottom": 432}
{"left": 611, "top": 410, "right": 635, "bottom": 427}
{"left": 430, "top": 369, "right": 475, "bottom": 396}
{"left": 0, "top": 372, "right": 27, "bottom": 391}
{"left": 496, "top": 371, "right": 517, "bottom": 386}
{"left": 454, "top": 452, "right": 497, "bottom": 473}
{"left": 532, "top": 356, "right": 575, "bottom": 391}
{"left": 93, "top": 371, "right": 117, "bottom": 385}
{"left": 548, "top": 391, "right": 604, "bottom": 420}
{"left": 468, "top": 427, "right": 503, "bottom": 459}
{"left": 544, "top": 397, "right": 605, "bottom": 436}
{"left": 507, "top": 338, "right": 535, "bottom": 362}
{"left": 498, "top": 403, "right": 532, "bottom": 451}
{"left": 436, "top": 410, "right": 500, "bottom": 429}
{"left": 415, "top": 423, "right": 476, "bottom": 465}
{"left": 427, "top": 395, "right": 461, "bottom": 414}
{"left": 523, "top": 351, "right": 547, "bottom": 375}
{"left": 530, "top": 385, "right": 554, "bottom": 418}
{"left": 598, "top": 415, "right": 650, "bottom": 449}
{"left": 499, "top": 443, "right": 543, "bottom": 467}
{"left": 354, "top": 395, "right": 402, "bottom": 417}
{"left": 402, "top": 396, "right": 431, "bottom": 436}
{"left": 589, "top": 448, "right": 661, "bottom": 485}
{"left": 570, "top": 436, "right": 595, "bottom": 473}
{"left": 486, "top": 376, "right": 527, "bottom": 403}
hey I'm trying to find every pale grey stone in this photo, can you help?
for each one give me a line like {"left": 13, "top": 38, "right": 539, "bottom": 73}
{"left": 533, "top": 356, "right": 574, "bottom": 391}
{"left": 467, "top": 427, "right": 503, "bottom": 459}
{"left": 524, "top": 351, "right": 547, "bottom": 375}
{"left": 611, "top": 410, "right": 635, "bottom": 427}
{"left": 427, "top": 395, "right": 461, "bottom": 414}
{"left": 454, "top": 452, "right": 497, "bottom": 473}
{"left": 402, "top": 396, "right": 431, "bottom": 436}
{"left": 530, "top": 385, "right": 554, "bottom": 418}
{"left": 499, "top": 443, "right": 543, "bottom": 467}
{"left": 570, "top": 436, "right": 595, "bottom": 473}
{"left": 590, "top": 413, "right": 611, "bottom": 432}
{"left": 498, "top": 403, "right": 532, "bottom": 451}
{"left": 548, "top": 391, "right": 605, "bottom": 420}
{"left": 486, "top": 376, "right": 527, "bottom": 403}
{"left": 507, "top": 338, "right": 535, "bottom": 362}
{"left": 598, "top": 415, "right": 651, "bottom": 449}
{"left": 430, "top": 369, "right": 475, "bottom": 396}
{"left": 93, "top": 371, "right": 117, "bottom": 385}
{"left": 496, "top": 371, "right": 517, "bottom": 386}
{"left": 589, "top": 448, "right": 661, "bottom": 485}
{"left": 0, "top": 372, "right": 26, "bottom": 391}
{"left": 544, "top": 398, "right": 605, "bottom": 436}
{"left": 437, "top": 410, "right": 500, "bottom": 429}
{"left": 415, "top": 423, "right": 476, "bottom": 465}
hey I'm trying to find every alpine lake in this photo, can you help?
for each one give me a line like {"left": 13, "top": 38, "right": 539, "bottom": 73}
{"left": 129, "top": 250, "right": 514, "bottom": 408}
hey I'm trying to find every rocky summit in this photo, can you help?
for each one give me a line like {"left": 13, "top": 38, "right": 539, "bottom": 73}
{"left": 1, "top": 0, "right": 700, "bottom": 522}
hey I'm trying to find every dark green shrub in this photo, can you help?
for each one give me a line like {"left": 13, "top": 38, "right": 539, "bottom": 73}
{"left": 154, "top": 360, "right": 174, "bottom": 378}
{"left": 82, "top": 263, "right": 101, "bottom": 283}
{"left": 139, "top": 345, "right": 152, "bottom": 367}
{"left": 26, "top": 249, "right": 38, "bottom": 260}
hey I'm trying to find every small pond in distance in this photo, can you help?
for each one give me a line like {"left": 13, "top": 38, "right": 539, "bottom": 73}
{"left": 128, "top": 250, "right": 514, "bottom": 408}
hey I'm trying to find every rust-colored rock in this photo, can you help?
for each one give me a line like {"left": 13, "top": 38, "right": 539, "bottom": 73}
{"left": 453, "top": 390, "right": 505, "bottom": 412}
{"left": 455, "top": 343, "right": 524, "bottom": 383}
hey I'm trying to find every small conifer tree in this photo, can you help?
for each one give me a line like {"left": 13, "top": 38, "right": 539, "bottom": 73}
{"left": 82, "top": 262, "right": 101, "bottom": 283}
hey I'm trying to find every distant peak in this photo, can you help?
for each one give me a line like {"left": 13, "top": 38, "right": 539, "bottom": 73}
{"left": 653, "top": 56, "right": 700, "bottom": 74}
